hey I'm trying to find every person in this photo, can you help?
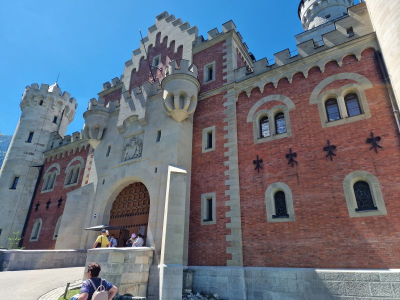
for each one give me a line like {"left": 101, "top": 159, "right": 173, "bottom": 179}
{"left": 70, "top": 263, "right": 118, "bottom": 300}
{"left": 126, "top": 233, "right": 136, "bottom": 247}
{"left": 93, "top": 229, "right": 110, "bottom": 248}
{"left": 109, "top": 234, "right": 117, "bottom": 248}
{"left": 132, "top": 234, "right": 144, "bottom": 247}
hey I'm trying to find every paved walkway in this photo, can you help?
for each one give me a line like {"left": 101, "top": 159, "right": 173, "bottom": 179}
{"left": 1, "top": 267, "right": 84, "bottom": 300}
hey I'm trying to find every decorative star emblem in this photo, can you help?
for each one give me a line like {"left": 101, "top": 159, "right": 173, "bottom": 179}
{"left": 323, "top": 140, "right": 337, "bottom": 161}
{"left": 285, "top": 148, "right": 298, "bottom": 167}
{"left": 366, "top": 132, "right": 383, "bottom": 153}
{"left": 253, "top": 155, "right": 263, "bottom": 173}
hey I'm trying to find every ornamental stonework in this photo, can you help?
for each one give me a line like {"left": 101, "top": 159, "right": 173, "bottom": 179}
{"left": 122, "top": 135, "right": 143, "bottom": 162}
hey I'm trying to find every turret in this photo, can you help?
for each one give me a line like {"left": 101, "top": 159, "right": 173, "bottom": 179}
{"left": 0, "top": 83, "right": 76, "bottom": 247}
{"left": 161, "top": 60, "right": 200, "bottom": 122}
{"left": 299, "top": 0, "right": 354, "bottom": 30}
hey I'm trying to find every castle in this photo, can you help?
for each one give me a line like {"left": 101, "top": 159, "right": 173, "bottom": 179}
{"left": 1, "top": 0, "right": 400, "bottom": 299}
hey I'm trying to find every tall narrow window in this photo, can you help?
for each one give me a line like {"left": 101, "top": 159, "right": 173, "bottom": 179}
{"left": 354, "top": 181, "right": 377, "bottom": 212}
{"left": 345, "top": 93, "right": 362, "bottom": 117}
{"left": 325, "top": 98, "right": 341, "bottom": 122}
{"left": 347, "top": 27, "right": 354, "bottom": 37}
{"left": 71, "top": 167, "right": 80, "bottom": 184}
{"left": 27, "top": 132, "right": 34, "bottom": 143}
{"left": 260, "top": 117, "right": 270, "bottom": 138}
{"left": 156, "top": 131, "right": 162, "bottom": 143}
{"left": 275, "top": 112, "right": 287, "bottom": 134}
{"left": 207, "top": 131, "right": 213, "bottom": 149}
{"left": 201, "top": 192, "right": 216, "bottom": 225}
{"left": 272, "top": 191, "right": 289, "bottom": 218}
{"left": 39, "top": 100, "right": 44, "bottom": 106}
{"left": 53, "top": 116, "right": 58, "bottom": 124}
{"left": 30, "top": 219, "right": 42, "bottom": 241}
{"left": 10, "top": 177, "right": 19, "bottom": 190}
{"left": 106, "top": 145, "right": 111, "bottom": 157}
{"left": 65, "top": 170, "right": 73, "bottom": 186}
{"left": 204, "top": 197, "right": 213, "bottom": 221}
{"left": 207, "top": 66, "right": 213, "bottom": 82}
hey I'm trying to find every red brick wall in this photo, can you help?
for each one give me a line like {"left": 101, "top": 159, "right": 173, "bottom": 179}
{"left": 189, "top": 93, "right": 231, "bottom": 266}
{"left": 104, "top": 88, "right": 122, "bottom": 107}
{"left": 193, "top": 41, "right": 226, "bottom": 94}
{"left": 235, "top": 48, "right": 400, "bottom": 269}
{"left": 22, "top": 145, "right": 90, "bottom": 249}
{"left": 129, "top": 32, "right": 183, "bottom": 92}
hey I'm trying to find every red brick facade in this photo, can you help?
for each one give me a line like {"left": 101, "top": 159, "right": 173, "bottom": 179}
{"left": 22, "top": 144, "right": 90, "bottom": 249}
{"left": 189, "top": 42, "right": 400, "bottom": 269}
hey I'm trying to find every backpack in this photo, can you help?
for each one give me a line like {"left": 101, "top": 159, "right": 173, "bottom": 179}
{"left": 88, "top": 279, "right": 108, "bottom": 300}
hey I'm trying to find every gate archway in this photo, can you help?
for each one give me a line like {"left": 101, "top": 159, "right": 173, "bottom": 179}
{"left": 109, "top": 182, "right": 150, "bottom": 246}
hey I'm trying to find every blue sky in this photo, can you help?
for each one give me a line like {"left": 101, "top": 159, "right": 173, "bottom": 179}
{"left": 0, "top": 0, "right": 360, "bottom": 136}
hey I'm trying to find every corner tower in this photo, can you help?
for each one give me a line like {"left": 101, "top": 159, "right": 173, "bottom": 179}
{"left": 0, "top": 83, "right": 76, "bottom": 247}
{"left": 299, "top": 0, "right": 354, "bottom": 30}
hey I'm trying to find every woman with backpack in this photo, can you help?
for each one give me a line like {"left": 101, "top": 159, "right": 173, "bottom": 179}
{"left": 70, "top": 263, "right": 118, "bottom": 300}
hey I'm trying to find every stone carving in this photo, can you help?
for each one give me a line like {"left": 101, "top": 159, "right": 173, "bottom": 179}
{"left": 122, "top": 136, "right": 143, "bottom": 161}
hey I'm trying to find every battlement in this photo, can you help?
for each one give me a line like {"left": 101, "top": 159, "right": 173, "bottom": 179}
{"left": 48, "top": 131, "right": 82, "bottom": 151}
{"left": 22, "top": 83, "right": 77, "bottom": 109}
{"left": 102, "top": 76, "right": 123, "bottom": 92}
{"left": 166, "top": 60, "right": 198, "bottom": 78}
{"left": 234, "top": 2, "right": 374, "bottom": 85}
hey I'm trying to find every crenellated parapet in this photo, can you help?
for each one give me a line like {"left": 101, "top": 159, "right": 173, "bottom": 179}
{"left": 161, "top": 60, "right": 200, "bottom": 123}
{"left": 20, "top": 83, "right": 77, "bottom": 123}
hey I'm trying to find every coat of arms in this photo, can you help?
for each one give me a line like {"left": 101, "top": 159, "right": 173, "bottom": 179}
{"left": 122, "top": 136, "right": 143, "bottom": 161}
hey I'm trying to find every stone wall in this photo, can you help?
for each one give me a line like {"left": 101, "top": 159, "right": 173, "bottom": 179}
{"left": 190, "top": 266, "right": 400, "bottom": 300}
{"left": 0, "top": 249, "right": 87, "bottom": 271}
{"left": 85, "top": 248, "right": 153, "bottom": 298}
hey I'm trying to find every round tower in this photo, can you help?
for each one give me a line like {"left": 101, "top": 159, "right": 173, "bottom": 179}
{"left": 0, "top": 83, "right": 76, "bottom": 247}
{"left": 299, "top": 0, "right": 354, "bottom": 30}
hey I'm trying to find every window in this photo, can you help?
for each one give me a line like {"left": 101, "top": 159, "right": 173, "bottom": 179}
{"left": 265, "top": 182, "right": 295, "bottom": 223}
{"left": 30, "top": 219, "right": 42, "bottom": 242}
{"left": 0, "top": 229, "right": 2, "bottom": 236}
{"left": 156, "top": 130, "right": 162, "bottom": 143}
{"left": 325, "top": 14, "right": 331, "bottom": 18}
{"left": 347, "top": 27, "right": 354, "bottom": 37}
{"left": 53, "top": 116, "right": 58, "bottom": 124}
{"left": 152, "top": 55, "right": 161, "bottom": 67}
{"left": 64, "top": 157, "right": 84, "bottom": 188}
{"left": 10, "top": 176, "right": 19, "bottom": 190}
{"left": 272, "top": 191, "right": 289, "bottom": 218}
{"left": 203, "top": 62, "right": 216, "bottom": 84}
{"left": 106, "top": 145, "right": 111, "bottom": 157}
{"left": 27, "top": 132, "right": 34, "bottom": 143}
{"left": 65, "top": 167, "right": 80, "bottom": 186}
{"left": 259, "top": 117, "right": 270, "bottom": 138}
{"left": 201, "top": 193, "right": 216, "bottom": 225}
{"left": 275, "top": 112, "right": 287, "bottom": 134}
{"left": 345, "top": 93, "right": 362, "bottom": 117}
{"left": 202, "top": 126, "right": 216, "bottom": 153}
{"left": 343, "top": 170, "right": 387, "bottom": 218}
{"left": 43, "top": 173, "right": 56, "bottom": 191}
{"left": 53, "top": 216, "right": 62, "bottom": 240}
{"left": 325, "top": 98, "right": 341, "bottom": 122}
{"left": 39, "top": 100, "right": 43, "bottom": 106}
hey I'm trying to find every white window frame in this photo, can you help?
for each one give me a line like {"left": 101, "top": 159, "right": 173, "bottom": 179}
{"left": 343, "top": 171, "right": 387, "bottom": 218}
{"left": 41, "top": 164, "right": 61, "bottom": 193}
{"left": 265, "top": 183, "right": 295, "bottom": 223}
{"left": 202, "top": 126, "right": 216, "bottom": 153}
{"left": 201, "top": 192, "right": 216, "bottom": 225}
{"left": 203, "top": 61, "right": 216, "bottom": 84}
{"left": 30, "top": 218, "right": 43, "bottom": 242}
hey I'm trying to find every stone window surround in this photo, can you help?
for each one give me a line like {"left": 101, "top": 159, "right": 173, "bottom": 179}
{"left": 9, "top": 175, "right": 20, "bottom": 190}
{"left": 152, "top": 54, "right": 161, "bottom": 67}
{"left": 252, "top": 105, "right": 293, "bottom": 144}
{"left": 343, "top": 170, "right": 387, "bottom": 218}
{"left": 30, "top": 218, "right": 43, "bottom": 242}
{"left": 53, "top": 215, "right": 62, "bottom": 240}
{"left": 201, "top": 192, "right": 216, "bottom": 225}
{"left": 64, "top": 157, "right": 84, "bottom": 188}
{"left": 41, "top": 163, "right": 61, "bottom": 194}
{"left": 317, "top": 83, "right": 371, "bottom": 128}
{"left": 202, "top": 126, "right": 216, "bottom": 153}
{"left": 203, "top": 61, "right": 216, "bottom": 84}
{"left": 265, "top": 182, "right": 295, "bottom": 223}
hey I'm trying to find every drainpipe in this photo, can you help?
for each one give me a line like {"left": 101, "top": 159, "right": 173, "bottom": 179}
{"left": 375, "top": 51, "right": 400, "bottom": 134}
{"left": 19, "top": 165, "right": 44, "bottom": 248}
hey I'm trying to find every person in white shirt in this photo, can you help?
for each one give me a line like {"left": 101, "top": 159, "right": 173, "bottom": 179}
{"left": 132, "top": 234, "right": 144, "bottom": 247}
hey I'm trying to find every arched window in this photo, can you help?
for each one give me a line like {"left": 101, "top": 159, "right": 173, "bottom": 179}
{"left": 30, "top": 218, "right": 42, "bottom": 241}
{"left": 325, "top": 98, "right": 341, "bottom": 122}
{"left": 275, "top": 112, "right": 287, "bottom": 134}
{"left": 273, "top": 191, "right": 289, "bottom": 218}
{"left": 353, "top": 181, "right": 377, "bottom": 212}
{"left": 53, "top": 216, "right": 62, "bottom": 240}
{"left": 259, "top": 117, "right": 270, "bottom": 138}
{"left": 43, "top": 173, "right": 56, "bottom": 191}
{"left": 345, "top": 93, "right": 362, "bottom": 117}
{"left": 64, "top": 157, "right": 84, "bottom": 187}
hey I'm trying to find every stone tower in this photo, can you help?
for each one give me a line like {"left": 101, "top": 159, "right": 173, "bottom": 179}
{"left": 299, "top": 0, "right": 354, "bottom": 30}
{"left": 366, "top": 0, "right": 400, "bottom": 109}
{"left": 0, "top": 83, "right": 76, "bottom": 247}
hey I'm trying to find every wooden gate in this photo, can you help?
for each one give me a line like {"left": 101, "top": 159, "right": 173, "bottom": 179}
{"left": 109, "top": 182, "right": 150, "bottom": 246}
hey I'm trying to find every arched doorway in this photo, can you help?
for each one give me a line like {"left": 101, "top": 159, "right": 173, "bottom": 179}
{"left": 109, "top": 182, "right": 150, "bottom": 247}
